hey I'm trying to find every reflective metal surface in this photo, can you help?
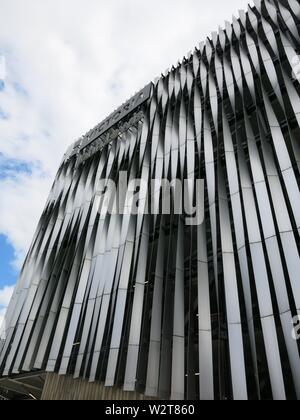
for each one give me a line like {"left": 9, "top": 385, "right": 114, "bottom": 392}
{"left": 1, "top": 0, "right": 300, "bottom": 400}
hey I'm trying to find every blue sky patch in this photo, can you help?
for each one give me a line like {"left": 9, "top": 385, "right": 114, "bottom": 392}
{"left": 0, "top": 155, "right": 33, "bottom": 180}
{"left": 0, "top": 235, "right": 18, "bottom": 288}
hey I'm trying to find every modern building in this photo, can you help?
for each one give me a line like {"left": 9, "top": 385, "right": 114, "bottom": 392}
{"left": 1, "top": 0, "right": 300, "bottom": 401}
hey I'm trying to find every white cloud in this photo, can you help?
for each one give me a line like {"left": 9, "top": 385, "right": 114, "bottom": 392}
{"left": 0, "top": 0, "right": 249, "bottom": 268}
{"left": 0, "top": 172, "right": 51, "bottom": 269}
{"left": 0, "top": 285, "right": 14, "bottom": 307}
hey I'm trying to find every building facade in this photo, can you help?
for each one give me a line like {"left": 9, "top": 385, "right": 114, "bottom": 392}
{"left": 1, "top": 0, "right": 300, "bottom": 400}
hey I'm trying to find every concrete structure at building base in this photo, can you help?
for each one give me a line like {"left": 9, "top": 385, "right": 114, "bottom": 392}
{"left": 1, "top": 0, "right": 300, "bottom": 400}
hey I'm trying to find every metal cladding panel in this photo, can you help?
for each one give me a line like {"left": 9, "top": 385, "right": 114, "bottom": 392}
{"left": 1, "top": 0, "right": 300, "bottom": 400}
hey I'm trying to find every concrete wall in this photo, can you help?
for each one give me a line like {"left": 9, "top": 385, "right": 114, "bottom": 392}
{"left": 42, "top": 373, "right": 153, "bottom": 401}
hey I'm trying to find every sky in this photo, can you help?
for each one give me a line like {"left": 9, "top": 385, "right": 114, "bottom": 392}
{"left": 0, "top": 0, "right": 249, "bottom": 328}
